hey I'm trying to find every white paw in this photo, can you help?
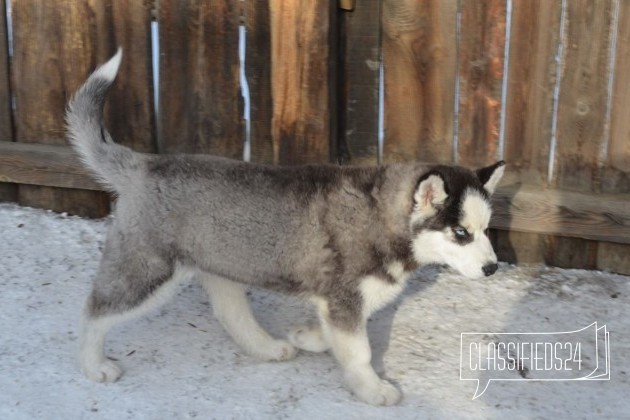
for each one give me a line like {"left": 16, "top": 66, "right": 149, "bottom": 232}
{"left": 288, "top": 325, "right": 330, "bottom": 352}
{"left": 352, "top": 379, "right": 402, "bottom": 406}
{"left": 252, "top": 339, "right": 298, "bottom": 362}
{"left": 82, "top": 359, "right": 123, "bottom": 383}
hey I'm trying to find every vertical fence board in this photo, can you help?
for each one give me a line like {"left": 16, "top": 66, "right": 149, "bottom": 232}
{"left": 546, "top": 235, "right": 599, "bottom": 270}
{"left": 0, "top": 0, "right": 11, "bottom": 142}
{"left": 10, "top": 0, "right": 154, "bottom": 217}
{"left": 598, "top": 0, "right": 630, "bottom": 274}
{"left": 158, "top": 0, "right": 242, "bottom": 157}
{"left": 338, "top": 2, "right": 381, "bottom": 165}
{"left": 494, "top": 0, "right": 562, "bottom": 264}
{"left": 0, "top": 184, "right": 16, "bottom": 202}
{"left": 503, "top": 0, "right": 561, "bottom": 186}
{"left": 11, "top": 1, "right": 76, "bottom": 145}
{"left": 457, "top": 0, "right": 506, "bottom": 167}
{"left": 10, "top": 1, "right": 155, "bottom": 217}
{"left": 0, "top": 0, "right": 16, "bottom": 201}
{"left": 550, "top": 0, "right": 614, "bottom": 269}
{"left": 492, "top": 230, "right": 551, "bottom": 264}
{"left": 107, "top": 1, "right": 156, "bottom": 153}
{"left": 382, "top": 0, "right": 457, "bottom": 164}
{"left": 11, "top": 1, "right": 154, "bottom": 148}
{"left": 603, "top": 0, "right": 630, "bottom": 194}
{"left": 598, "top": 242, "right": 630, "bottom": 275}
{"left": 244, "top": 1, "right": 273, "bottom": 164}
{"left": 552, "top": 0, "right": 613, "bottom": 192}
{"left": 269, "top": 0, "right": 334, "bottom": 164}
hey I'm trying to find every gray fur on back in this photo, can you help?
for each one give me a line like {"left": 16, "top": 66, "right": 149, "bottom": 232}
{"left": 100, "top": 153, "right": 429, "bottom": 321}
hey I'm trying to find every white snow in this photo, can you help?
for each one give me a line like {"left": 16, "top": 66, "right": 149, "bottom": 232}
{"left": 1, "top": 202, "right": 628, "bottom": 419}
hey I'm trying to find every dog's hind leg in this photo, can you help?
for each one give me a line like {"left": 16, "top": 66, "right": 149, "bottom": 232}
{"left": 79, "top": 236, "right": 188, "bottom": 382}
{"left": 200, "top": 273, "right": 297, "bottom": 361}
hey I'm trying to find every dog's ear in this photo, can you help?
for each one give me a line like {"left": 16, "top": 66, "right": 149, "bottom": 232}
{"left": 476, "top": 161, "right": 505, "bottom": 195}
{"left": 414, "top": 174, "right": 448, "bottom": 210}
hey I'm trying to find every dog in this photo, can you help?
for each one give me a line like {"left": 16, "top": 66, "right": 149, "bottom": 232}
{"left": 66, "top": 49, "right": 505, "bottom": 406}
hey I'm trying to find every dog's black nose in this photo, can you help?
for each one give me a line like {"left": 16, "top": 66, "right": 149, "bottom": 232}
{"left": 482, "top": 263, "right": 498, "bottom": 277}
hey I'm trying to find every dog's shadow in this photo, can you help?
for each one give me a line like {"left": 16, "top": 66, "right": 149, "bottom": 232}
{"left": 367, "top": 266, "right": 442, "bottom": 375}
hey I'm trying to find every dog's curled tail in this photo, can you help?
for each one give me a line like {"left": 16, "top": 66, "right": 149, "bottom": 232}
{"left": 66, "top": 48, "right": 142, "bottom": 193}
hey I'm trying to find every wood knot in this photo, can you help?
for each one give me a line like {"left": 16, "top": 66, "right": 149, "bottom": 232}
{"left": 576, "top": 100, "right": 590, "bottom": 116}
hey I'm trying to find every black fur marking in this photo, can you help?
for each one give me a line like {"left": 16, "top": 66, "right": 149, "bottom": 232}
{"left": 412, "top": 165, "right": 490, "bottom": 238}
{"left": 476, "top": 160, "right": 506, "bottom": 186}
{"left": 88, "top": 261, "right": 174, "bottom": 317}
{"left": 100, "top": 126, "right": 107, "bottom": 143}
{"left": 326, "top": 288, "right": 364, "bottom": 331}
{"left": 452, "top": 226, "right": 475, "bottom": 245}
{"left": 261, "top": 275, "right": 304, "bottom": 295}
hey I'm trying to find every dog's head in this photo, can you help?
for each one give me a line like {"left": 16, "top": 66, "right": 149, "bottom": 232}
{"left": 409, "top": 161, "right": 505, "bottom": 279}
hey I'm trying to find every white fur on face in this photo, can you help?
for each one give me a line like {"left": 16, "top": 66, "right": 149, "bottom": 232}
{"left": 460, "top": 189, "right": 492, "bottom": 232}
{"left": 411, "top": 189, "right": 497, "bottom": 279}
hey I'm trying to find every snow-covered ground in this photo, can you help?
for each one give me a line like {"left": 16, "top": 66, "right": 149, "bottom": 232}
{"left": 1, "top": 202, "right": 628, "bottom": 419}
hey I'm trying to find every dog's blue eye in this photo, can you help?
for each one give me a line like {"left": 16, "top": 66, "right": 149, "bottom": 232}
{"left": 453, "top": 226, "right": 468, "bottom": 238}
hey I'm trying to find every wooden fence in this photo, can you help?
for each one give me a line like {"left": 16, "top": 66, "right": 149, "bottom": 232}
{"left": 0, "top": 0, "right": 628, "bottom": 274}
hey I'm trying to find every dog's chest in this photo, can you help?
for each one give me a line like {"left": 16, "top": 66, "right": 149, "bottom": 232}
{"left": 359, "top": 261, "right": 413, "bottom": 317}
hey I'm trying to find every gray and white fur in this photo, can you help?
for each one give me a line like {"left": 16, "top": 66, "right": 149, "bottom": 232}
{"left": 67, "top": 49, "right": 505, "bottom": 406}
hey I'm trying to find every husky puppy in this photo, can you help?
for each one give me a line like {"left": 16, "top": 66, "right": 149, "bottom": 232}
{"left": 67, "top": 50, "right": 505, "bottom": 406}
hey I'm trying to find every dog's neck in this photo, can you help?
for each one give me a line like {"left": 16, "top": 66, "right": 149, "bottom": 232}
{"left": 371, "top": 163, "right": 428, "bottom": 272}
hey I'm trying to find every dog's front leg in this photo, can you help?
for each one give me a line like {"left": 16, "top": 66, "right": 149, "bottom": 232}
{"left": 316, "top": 301, "right": 402, "bottom": 406}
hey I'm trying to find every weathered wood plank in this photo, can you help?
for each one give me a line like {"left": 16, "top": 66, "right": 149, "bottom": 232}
{"left": 549, "top": 0, "right": 614, "bottom": 269}
{"left": 10, "top": 2, "right": 98, "bottom": 214}
{"left": 492, "top": 230, "right": 551, "bottom": 264}
{"left": 269, "top": 1, "right": 334, "bottom": 164}
{"left": 598, "top": 0, "right": 630, "bottom": 274}
{"left": 491, "top": 184, "right": 630, "bottom": 244}
{"left": 244, "top": 0, "right": 274, "bottom": 164}
{"left": 106, "top": 0, "right": 157, "bottom": 153}
{"left": 494, "top": 0, "right": 562, "bottom": 264}
{"left": 552, "top": 0, "right": 613, "bottom": 192}
{"left": 11, "top": 0, "right": 155, "bottom": 150}
{"left": 502, "top": 0, "right": 561, "bottom": 187}
{"left": 382, "top": 0, "right": 457, "bottom": 164}
{"left": 544, "top": 235, "right": 598, "bottom": 270}
{"left": 597, "top": 242, "right": 630, "bottom": 275}
{"left": 0, "top": 0, "right": 16, "bottom": 201}
{"left": 457, "top": 0, "right": 506, "bottom": 167}
{"left": 0, "top": 184, "right": 16, "bottom": 202}
{"left": 158, "top": 0, "right": 242, "bottom": 157}
{"left": 10, "top": 0, "right": 154, "bottom": 215}
{"left": 0, "top": 141, "right": 102, "bottom": 190}
{"left": 12, "top": 1, "right": 84, "bottom": 144}
{"left": 339, "top": 1, "right": 381, "bottom": 165}
{"left": 603, "top": 0, "right": 630, "bottom": 194}
{"left": 18, "top": 185, "right": 110, "bottom": 218}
